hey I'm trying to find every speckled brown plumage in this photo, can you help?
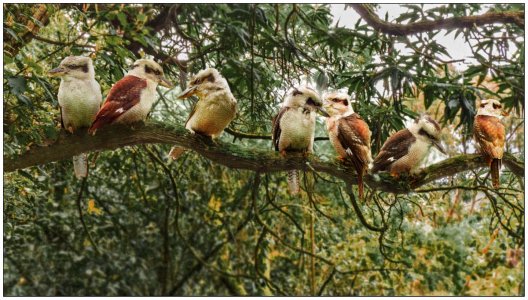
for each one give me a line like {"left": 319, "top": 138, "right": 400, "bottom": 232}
{"left": 474, "top": 114, "right": 505, "bottom": 188}
{"left": 331, "top": 113, "right": 371, "bottom": 198}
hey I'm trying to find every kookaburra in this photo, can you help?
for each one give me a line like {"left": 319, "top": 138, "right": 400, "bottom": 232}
{"left": 324, "top": 92, "right": 372, "bottom": 198}
{"left": 48, "top": 56, "right": 102, "bottom": 178}
{"left": 168, "top": 68, "right": 237, "bottom": 159}
{"left": 272, "top": 86, "right": 329, "bottom": 194}
{"left": 372, "top": 115, "right": 446, "bottom": 176}
{"left": 474, "top": 99, "right": 508, "bottom": 188}
{"left": 88, "top": 59, "right": 172, "bottom": 134}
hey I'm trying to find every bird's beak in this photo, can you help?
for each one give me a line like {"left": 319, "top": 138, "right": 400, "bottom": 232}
{"left": 432, "top": 139, "right": 447, "bottom": 155}
{"left": 178, "top": 85, "right": 197, "bottom": 99}
{"left": 316, "top": 106, "right": 330, "bottom": 117}
{"left": 158, "top": 75, "right": 173, "bottom": 88}
{"left": 501, "top": 110, "right": 509, "bottom": 117}
{"left": 48, "top": 67, "right": 66, "bottom": 77}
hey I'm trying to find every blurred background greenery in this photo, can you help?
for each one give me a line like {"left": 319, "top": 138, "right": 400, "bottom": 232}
{"left": 3, "top": 3, "right": 524, "bottom": 296}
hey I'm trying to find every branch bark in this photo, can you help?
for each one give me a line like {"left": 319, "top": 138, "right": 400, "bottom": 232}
{"left": 4, "top": 121, "right": 524, "bottom": 194}
{"left": 349, "top": 4, "right": 525, "bottom": 36}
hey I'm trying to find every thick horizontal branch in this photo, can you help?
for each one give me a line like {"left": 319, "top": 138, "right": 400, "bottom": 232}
{"left": 4, "top": 121, "right": 524, "bottom": 194}
{"left": 349, "top": 4, "right": 525, "bottom": 36}
{"left": 225, "top": 127, "right": 329, "bottom": 141}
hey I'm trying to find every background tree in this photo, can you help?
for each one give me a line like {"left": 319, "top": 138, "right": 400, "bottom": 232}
{"left": 3, "top": 3, "right": 524, "bottom": 296}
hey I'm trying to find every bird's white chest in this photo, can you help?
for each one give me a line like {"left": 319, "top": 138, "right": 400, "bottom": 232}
{"left": 117, "top": 80, "right": 157, "bottom": 123}
{"left": 326, "top": 116, "right": 345, "bottom": 157}
{"left": 137, "top": 80, "right": 157, "bottom": 115}
{"left": 279, "top": 108, "right": 315, "bottom": 150}
{"left": 58, "top": 78, "right": 102, "bottom": 127}
{"left": 395, "top": 136, "right": 431, "bottom": 172}
{"left": 186, "top": 91, "right": 237, "bottom": 137}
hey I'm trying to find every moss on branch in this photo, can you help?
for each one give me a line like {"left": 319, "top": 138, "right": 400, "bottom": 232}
{"left": 4, "top": 121, "right": 524, "bottom": 194}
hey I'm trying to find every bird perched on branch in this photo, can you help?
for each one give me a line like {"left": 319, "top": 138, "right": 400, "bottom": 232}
{"left": 272, "top": 86, "right": 329, "bottom": 194}
{"left": 372, "top": 114, "right": 446, "bottom": 176}
{"left": 474, "top": 99, "right": 508, "bottom": 188}
{"left": 324, "top": 92, "right": 372, "bottom": 199}
{"left": 88, "top": 59, "right": 172, "bottom": 134}
{"left": 168, "top": 68, "right": 237, "bottom": 160}
{"left": 48, "top": 56, "right": 102, "bottom": 178}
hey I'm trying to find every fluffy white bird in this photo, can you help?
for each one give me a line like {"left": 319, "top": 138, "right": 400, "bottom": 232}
{"left": 168, "top": 68, "right": 237, "bottom": 159}
{"left": 48, "top": 56, "right": 102, "bottom": 178}
{"left": 324, "top": 91, "right": 372, "bottom": 199}
{"left": 474, "top": 99, "right": 508, "bottom": 188}
{"left": 89, "top": 59, "right": 172, "bottom": 134}
{"left": 272, "top": 86, "right": 329, "bottom": 194}
{"left": 372, "top": 115, "right": 446, "bottom": 176}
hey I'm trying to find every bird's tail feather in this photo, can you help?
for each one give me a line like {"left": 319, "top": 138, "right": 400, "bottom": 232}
{"left": 357, "top": 172, "right": 364, "bottom": 199}
{"left": 491, "top": 158, "right": 501, "bottom": 189}
{"left": 287, "top": 170, "right": 300, "bottom": 195}
{"left": 73, "top": 153, "right": 88, "bottom": 179}
{"left": 168, "top": 146, "right": 186, "bottom": 160}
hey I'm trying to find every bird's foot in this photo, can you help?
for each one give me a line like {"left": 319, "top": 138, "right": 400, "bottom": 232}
{"left": 66, "top": 126, "right": 75, "bottom": 134}
{"left": 280, "top": 150, "right": 287, "bottom": 158}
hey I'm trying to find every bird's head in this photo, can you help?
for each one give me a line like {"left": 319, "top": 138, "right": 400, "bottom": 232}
{"left": 48, "top": 56, "right": 94, "bottom": 80}
{"left": 477, "top": 99, "right": 509, "bottom": 118}
{"left": 412, "top": 114, "right": 446, "bottom": 155}
{"left": 128, "top": 59, "right": 173, "bottom": 88}
{"left": 178, "top": 68, "right": 230, "bottom": 99}
{"left": 323, "top": 91, "right": 353, "bottom": 116}
{"left": 284, "top": 86, "right": 329, "bottom": 117}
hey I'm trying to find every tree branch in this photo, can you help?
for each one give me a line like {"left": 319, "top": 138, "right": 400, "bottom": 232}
{"left": 349, "top": 4, "right": 525, "bottom": 36}
{"left": 4, "top": 121, "right": 524, "bottom": 194}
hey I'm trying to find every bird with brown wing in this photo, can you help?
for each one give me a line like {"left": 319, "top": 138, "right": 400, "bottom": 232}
{"left": 473, "top": 99, "right": 508, "bottom": 188}
{"left": 372, "top": 115, "right": 446, "bottom": 177}
{"left": 272, "top": 86, "right": 329, "bottom": 195}
{"left": 324, "top": 91, "right": 372, "bottom": 199}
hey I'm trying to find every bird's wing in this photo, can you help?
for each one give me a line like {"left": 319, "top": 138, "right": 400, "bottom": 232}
{"left": 89, "top": 75, "right": 147, "bottom": 133}
{"left": 336, "top": 113, "right": 371, "bottom": 171}
{"left": 272, "top": 107, "right": 290, "bottom": 151}
{"left": 372, "top": 129, "right": 415, "bottom": 172}
{"left": 474, "top": 115, "right": 505, "bottom": 158}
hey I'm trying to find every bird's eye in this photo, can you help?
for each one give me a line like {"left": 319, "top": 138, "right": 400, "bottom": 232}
{"left": 145, "top": 66, "right": 153, "bottom": 74}
{"left": 342, "top": 100, "right": 349, "bottom": 106}
{"left": 306, "top": 98, "right": 316, "bottom": 106}
{"left": 493, "top": 103, "right": 501, "bottom": 109}
{"left": 480, "top": 104, "right": 486, "bottom": 108}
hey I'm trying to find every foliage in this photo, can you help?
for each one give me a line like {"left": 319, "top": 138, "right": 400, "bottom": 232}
{"left": 3, "top": 3, "right": 524, "bottom": 296}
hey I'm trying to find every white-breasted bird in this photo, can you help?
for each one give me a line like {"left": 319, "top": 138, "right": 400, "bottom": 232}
{"left": 371, "top": 114, "right": 446, "bottom": 176}
{"left": 473, "top": 99, "right": 508, "bottom": 188}
{"left": 48, "top": 56, "right": 102, "bottom": 178}
{"left": 324, "top": 92, "right": 372, "bottom": 199}
{"left": 168, "top": 68, "right": 237, "bottom": 159}
{"left": 272, "top": 86, "right": 329, "bottom": 194}
{"left": 88, "top": 59, "right": 172, "bottom": 134}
